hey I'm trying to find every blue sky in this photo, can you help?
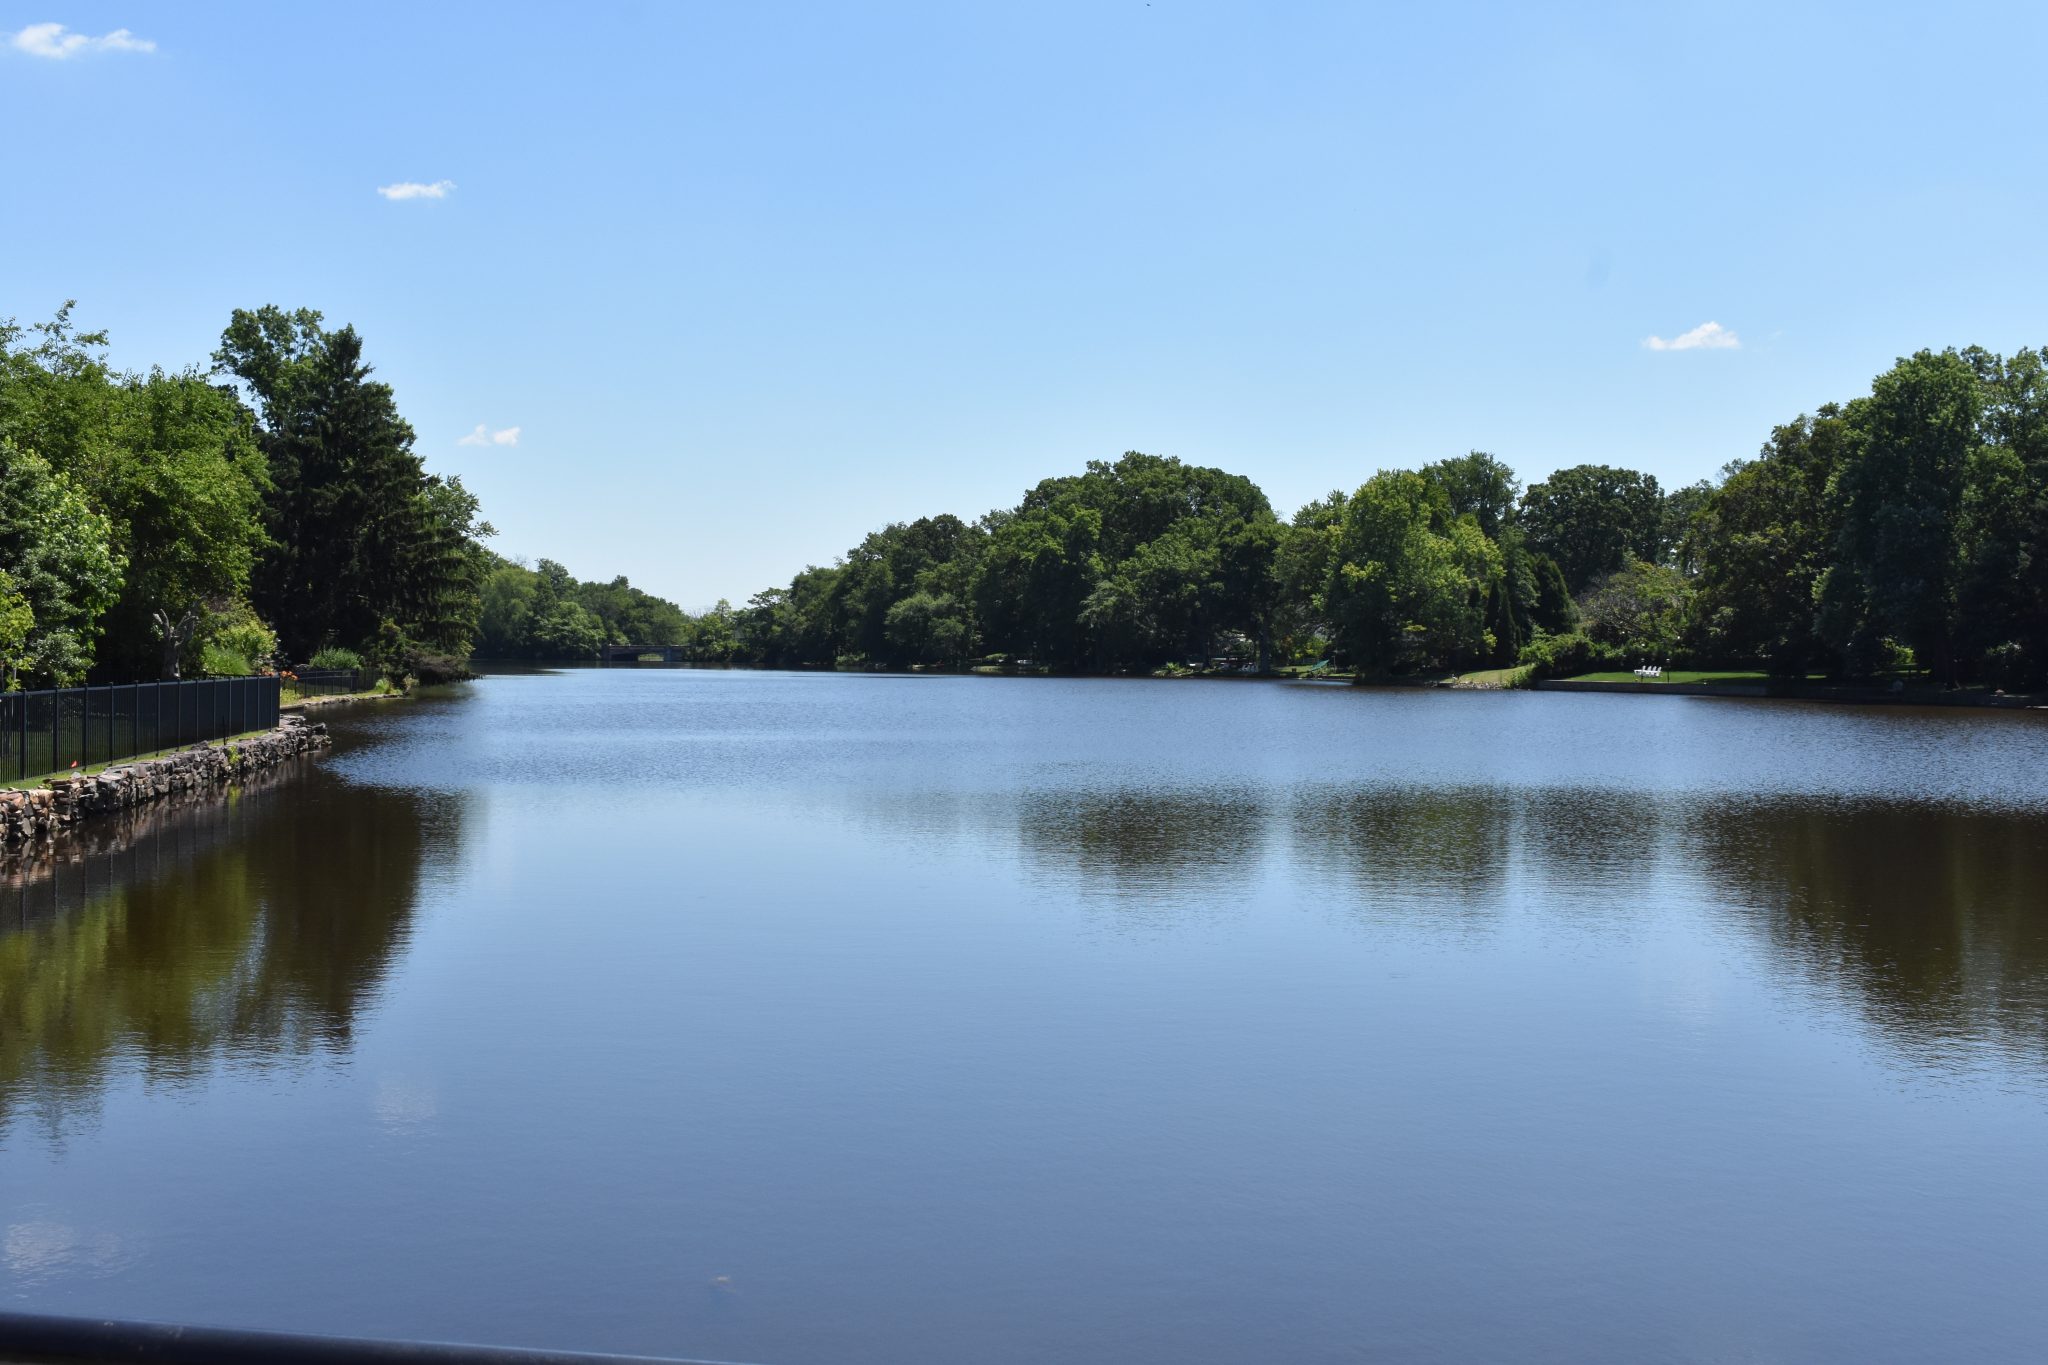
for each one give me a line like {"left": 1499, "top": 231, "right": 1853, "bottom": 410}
{"left": 5, "top": 2, "right": 2046, "bottom": 607}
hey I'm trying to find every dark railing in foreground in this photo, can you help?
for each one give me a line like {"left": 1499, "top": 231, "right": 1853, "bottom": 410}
{"left": 0, "top": 1313, "right": 747, "bottom": 1365}
{"left": 0, "top": 676, "right": 282, "bottom": 784}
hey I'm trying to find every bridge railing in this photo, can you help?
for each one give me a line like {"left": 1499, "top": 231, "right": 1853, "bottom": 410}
{"left": 0, "top": 1311, "right": 743, "bottom": 1365}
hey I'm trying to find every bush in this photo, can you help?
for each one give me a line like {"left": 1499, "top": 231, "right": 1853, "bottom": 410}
{"left": 392, "top": 646, "right": 475, "bottom": 686}
{"left": 307, "top": 646, "right": 364, "bottom": 670}
{"left": 212, "top": 618, "right": 278, "bottom": 669}
{"left": 1517, "top": 631, "right": 1627, "bottom": 680}
{"left": 1979, "top": 641, "right": 2042, "bottom": 692}
{"left": 200, "top": 642, "right": 254, "bottom": 677}
{"left": 185, "top": 601, "right": 278, "bottom": 677}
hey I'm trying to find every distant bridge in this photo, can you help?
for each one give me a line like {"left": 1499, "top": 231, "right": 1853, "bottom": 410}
{"left": 599, "top": 643, "right": 689, "bottom": 663}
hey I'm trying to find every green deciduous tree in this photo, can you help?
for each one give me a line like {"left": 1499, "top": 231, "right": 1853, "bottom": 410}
{"left": 1578, "top": 557, "right": 1694, "bottom": 661}
{"left": 1, "top": 305, "right": 272, "bottom": 678}
{"left": 1421, "top": 451, "right": 1520, "bottom": 538}
{"left": 1818, "top": 350, "right": 1983, "bottom": 682}
{"left": 1690, "top": 410, "right": 1847, "bottom": 674}
{"left": 1519, "top": 464, "right": 1665, "bottom": 592}
{"left": 0, "top": 570, "right": 33, "bottom": 688}
{"left": 1324, "top": 470, "right": 1501, "bottom": 673}
{"left": 0, "top": 444, "right": 122, "bottom": 685}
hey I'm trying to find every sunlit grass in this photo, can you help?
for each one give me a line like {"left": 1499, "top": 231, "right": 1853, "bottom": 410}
{"left": 1449, "top": 665, "right": 1532, "bottom": 688}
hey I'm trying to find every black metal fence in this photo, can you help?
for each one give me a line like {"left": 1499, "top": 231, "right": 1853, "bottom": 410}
{"left": 283, "top": 667, "right": 379, "bottom": 701}
{"left": 0, "top": 675, "right": 282, "bottom": 784}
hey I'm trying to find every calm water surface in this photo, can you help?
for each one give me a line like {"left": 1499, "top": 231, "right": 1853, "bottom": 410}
{"left": 4, "top": 670, "right": 2047, "bottom": 1364}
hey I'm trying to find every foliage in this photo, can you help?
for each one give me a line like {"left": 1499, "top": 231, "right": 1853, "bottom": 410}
{"left": 0, "top": 301, "right": 676, "bottom": 684}
{"left": 1577, "top": 558, "right": 1693, "bottom": 661}
{"left": 307, "top": 645, "right": 364, "bottom": 670}
{"left": 1816, "top": 349, "right": 1982, "bottom": 682}
{"left": 200, "top": 641, "right": 255, "bottom": 677}
{"left": 884, "top": 590, "right": 972, "bottom": 665}
{"left": 1517, "top": 631, "right": 1627, "bottom": 680}
{"left": 471, "top": 554, "right": 693, "bottom": 660}
{"left": 0, "top": 442, "right": 123, "bottom": 684}
{"left": 213, "top": 305, "right": 489, "bottom": 661}
{"left": 1, "top": 305, "right": 271, "bottom": 679}
{"left": 0, "top": 570, "right": 32, "bottom": 688}
{"left": 1688, "top": 411, "right": 1845, "bottom": 674}
{"left": 1323, "top": 470, "right": 1500, "bottom": 673}
{"left": 1519, "top": 464, "right": 1666, "bottom": 592}
{"left": 1420, "top": 451, "right": 1520, "bottom": 538}
{"left": 9, "top": 295, "right": 2048, "bottom": 696}
{"left": 200, "top": 602, "right": 279, "bottom": 675}
{"left": 391, "top": 645, "right": 476, "bottom": 686}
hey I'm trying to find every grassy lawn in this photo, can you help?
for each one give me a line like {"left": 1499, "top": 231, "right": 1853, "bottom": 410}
{"left": 1450, "top": 665, "right": 1531, "bottom": 688}
{"left": 1567, "top": 670, "right": 1770, "bottom": 685}
{"left": 282, "top": 681, "right": 399, "bottom": 705}
{"left": 1562, "top": 669, "right": 1832, "bottom": 686}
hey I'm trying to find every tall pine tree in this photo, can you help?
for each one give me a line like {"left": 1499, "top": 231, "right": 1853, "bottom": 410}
{"left": 214, "top": 307, "right": 485, "bottom": 660}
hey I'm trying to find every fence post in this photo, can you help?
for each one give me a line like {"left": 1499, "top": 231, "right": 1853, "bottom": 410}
{"left": 107, "top": 684, "right": 116, "bottom": 766}
{"left": 51, "top": 689, "right": 62, "bottom": 775}
{"left": 17, "top": 691, "right": 26, "bottom": 782}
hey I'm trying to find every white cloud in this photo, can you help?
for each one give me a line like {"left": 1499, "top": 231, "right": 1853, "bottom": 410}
{"left": 1643, "top": 320, "right": 1740, "bottom": 352}
{"left": 377, "top": 180, "right": 455, "bottom": 201}
{"left": 8, "top": 23, "right": 156, "bottom": 58}
{"left": 458, "top": 424, "right": 520, "bottom": 447}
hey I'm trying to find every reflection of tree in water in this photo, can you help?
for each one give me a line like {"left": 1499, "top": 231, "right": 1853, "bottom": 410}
{"left": 1014, "top": 786, "right": 1268, "bottom": 901}
{"left": 1288, "top": 784, "right": 1516, "bottom": 904}
{"left": 0, "top": 773, "right": 465, "bottom": 1141}
{"left": 1685, "top": 798, "right": 2048, "bottom": 1067}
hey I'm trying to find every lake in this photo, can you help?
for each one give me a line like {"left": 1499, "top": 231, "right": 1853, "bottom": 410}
{"left": 4, "top": 669, "right": 2047, "bottom": 1364}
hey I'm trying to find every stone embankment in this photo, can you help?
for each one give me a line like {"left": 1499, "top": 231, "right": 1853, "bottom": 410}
{"left": 0, "top": 716, "right": 329, "bottom": 850}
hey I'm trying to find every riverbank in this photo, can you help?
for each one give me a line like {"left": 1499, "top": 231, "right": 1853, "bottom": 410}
{"left": 560, "top": 657, "right": 2048, "bottom": 710}
{"left": 1532, "top": 678, "right": 2048, "bottom": 708}
{"left": 283, "top": 688, "right": 407, "bottom": 712}
{"left": 0, "top": 716, "right": 330, "bottom": 851}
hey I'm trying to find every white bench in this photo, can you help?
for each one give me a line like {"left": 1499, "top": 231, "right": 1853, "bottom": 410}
{"left": 1633, "top": 665, "right": 1664, "bottom": 679}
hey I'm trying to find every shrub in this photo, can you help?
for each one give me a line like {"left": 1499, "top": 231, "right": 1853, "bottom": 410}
{"left": 1979, "top": 641, "right": 2041, "bottom": 692}
{"left": 1578, "top": 558, "right": 1693, "bottom": 659}
{"left": 392, "top": 646, "right": 475, "bottom": 686}
{"left": 212, "top": 618, "right": 278, "bottom": 669}
{"left": 200, "top": 642, "right": 254, "bottom": 677}
{"left": 1517, "top": 631, "right": 1627, "bottom": 680}
{"left": 186, "top": 602, "right": 279, "bottom": 677}
{"left": 307, "top": 646, "right": 364, "bottom": 671}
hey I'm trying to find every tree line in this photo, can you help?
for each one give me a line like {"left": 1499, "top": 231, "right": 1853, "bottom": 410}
{"left": 6, "top": 302, "right": 2044, "bottom": 692}
{"left": 670, "top": 346, "right": 2048, "bottom": 690}
{"left": 0, "top": 304, "right": 682, "bottom": 687}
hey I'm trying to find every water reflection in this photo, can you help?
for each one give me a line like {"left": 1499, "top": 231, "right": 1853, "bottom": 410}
{"left": 0, "top": 769, "right": 465, "bottom": 1143}
{"left": 1000, "top": 778, "right": 2047, "bottom": 1072}
{"left": 1686, "top": 797, "right": 2048, "bottom": 1068}
{"left": 4, "top": 673, "right": 2046, "bottom": 1362}
{"left": 1014, "top": 786, "right": 1267, "bottom": 894}
{"left": 1289, "top": 782, "right": 1514, "bottom": 896}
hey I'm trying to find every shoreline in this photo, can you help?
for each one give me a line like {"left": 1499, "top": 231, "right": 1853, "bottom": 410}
{"left": 0, "top": 716, "right": 331, "bottom": 853}
{"left": 571, "top": 658, "right": 2048, "bottom": 710}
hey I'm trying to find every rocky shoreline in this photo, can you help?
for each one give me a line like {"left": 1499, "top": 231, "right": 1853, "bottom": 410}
{"left": 1, "top": 716, "right": 330, "bottom": 851}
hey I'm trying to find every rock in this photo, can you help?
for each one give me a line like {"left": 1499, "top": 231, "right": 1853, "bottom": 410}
{"left": 1, "top": 722, "right": 332, "bottom": 850}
